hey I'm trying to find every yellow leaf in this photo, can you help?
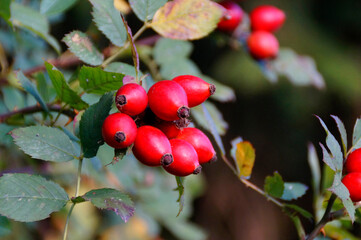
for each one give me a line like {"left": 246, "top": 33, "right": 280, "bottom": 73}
{"left": 151, "top": 0, "right": 224, "bottom": 40}
{"left": 233, "top": 140, "right": 255, "bottom": 179}
{"left": 113, "top": 0, "right": 130, "bottom": 14}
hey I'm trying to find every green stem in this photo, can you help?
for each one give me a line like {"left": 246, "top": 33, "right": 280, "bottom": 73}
{"left": 101, "top": 24, "right": 149, "bottom": 68}
{"left": 62, "top": 156, "right": 84, "bottom": 240}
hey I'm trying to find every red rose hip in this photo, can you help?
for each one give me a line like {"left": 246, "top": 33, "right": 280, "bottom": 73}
{"left": 172, "top": 75, "right": 216, "bottom": 107}
{"left": 132, "top": 126, "right": 173, "bottom": 167}
{"left": 345, "top": 148, "right": 361, "bottom": 173}
{"left": 163, "top": 139, "right": 201, "bottom": 177}
{"left": 250, "top": 5, "right": 286, "bottom": 32}
{"left": 155, "top": 118, "right": 190, "bottom": 139}
{"left": 342, "top": 172, "right": 361, "bottom": 202}
{"left": 148, "top": 80, "right": 190, "bottom": 121}
{"left": 115, "top": 83, "right": 148, "bottom": 116}
{"left": 177, "top": 128, "right": 216, "bottom": 164}
{"left": 247, "top": 31, "right": 279, "bottom": 59}
{"left": 217, "top": 1, "right": 243, "bottom": 32}
{"left": 102, "top": 113, "right": 137, "bottom": 149}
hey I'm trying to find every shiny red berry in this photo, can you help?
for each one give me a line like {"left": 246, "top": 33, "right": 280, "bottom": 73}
{"left": 163, "top": 139, "right": 201, "bottom": 177}
{"left": 345, "top": 148, "right": 361, "bottom": 173}
{"left": 177, "top": 128, "right": 216, "bottom": 164}
{"left": 102, "top": 113, "right": 137, "bottom": 149}
{"left": 155, "top": 118, "right": 190, "bottom": 139}
{"left": 250, "top": 5, "right": 286, "bottom": 32}
{"left": 148, "top": 80, "right": 190, "bottom": 121}
{"left": 217, "top": 1, "right": 243, "bottom": 32}
{"left": 247, "top": 31, "right": 279, "bottom": 59}
{"left": 172, "top": 75, "right": 216, "bottom": 107}
{"left": 132, "top": 126, "right": 173, "bottom": 167}
{"left": 342, "top": 172, "right": 361, "bottom": 202}
{"left": 115, "top": 83, "right": 148, "bottom": 116}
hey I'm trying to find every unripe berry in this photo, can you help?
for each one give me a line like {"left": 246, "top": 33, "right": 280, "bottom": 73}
{"left": 102, "top": 113, "right": 137, "bottom": 149}
{"left": 115, "top": 83, "right": 148, "bottom": 116}
{"left": 177, "top": 128, "right": 216, "bottom": 164}
{"left": 345, "top": 148, "right": 361, "bottom": 173}
{"left": 148, "top": 80, "right": 190, "bottom": 121}
{"left": 172, "top": 75, "right": 216, "bottom": 107}
{"left": 217, "top": 1, "right": 243, "bottom": 32}
{"left": 250, "top": 5, "right": 286, "bottom": 32}
{"left": 163, "top": 139, "right": 201, "bottom": 177}
{"left": 155, "top": 118, "right": 190, "bottom": 139}
{"left": 132, "top": 126, "right": 173, "bottom": 167}
{"left": 247, "top": 31, "right": 279, "bottom": 59}
{"left": 342, "top": 172, "right": 361, "bottom": 202}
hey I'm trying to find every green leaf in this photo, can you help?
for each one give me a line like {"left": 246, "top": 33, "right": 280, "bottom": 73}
{"left": 129, "top": 0, "right": 167, "bottom": 21}
{"left": 11, "top": 126, "right": 79, "bottom": 162}
{"left": 160, "top": 58, "right": 201, "bottom": 79}
{"left": 45, "top": 62, "right": 89, "bottom": 110}
{"left": 270, "top": 48, "right": 325, "bottom": 89}
{"left": 331, "top": 115, "right": 347, "bottom": 155}
{"left": 175, "top": 176, "right": 185, "bottom": 216}
{"left": 0, "top": 124, "right": 15, "bottom": 146}
{"left": 62, "top": 31, "right": 103, "bottom": 66}
{"left": 284, "top": 204, "right": 313, "bottom": 220}
{"left": 17, "top": 71, "right": 48, "bottom": 112}
{"left": 319, "top": 143, "right": 336, "bottom": 172}
{"left": 202, "top": 76, "right": 236, "bottom": 103}
{"left": 324, "top": 224, "right": 360, "bottom": 240}
{"left": 0, "top": 0, "right": 11, "bottom": 25}
{"left": 105, "top": 62, "right": 139, "bottom": 77}
{"left": 153, "top": 38, "right": 193, "bottom": 65}
{"left": 264, "top": 172, "right": 284, "bottom": 198}
{"left": 35, "top": 72, "right": 50, "bottom": 102}
{"left": 281, "top": 182, "right": 308, "bottom": 201}
{"left": 79, "top": 92, "right": 113, "bottom": 158}
{"left": 2, "top": 86, "right": 25, "bottom": 111}
{"left": 83, "top": 188, "right": 134, "bottom": 222}
{"left": 192, "top": 102, "right": 228, "bottom": 136}
{"left": 40, "top": 0, "right": 78, "bottom": 16}
{"left": 329, "top": 172, "right": 355, "bottom": 221}
{"left": 90, "top": 0, "right": 127, "bottom": 47}
{"left": 230, "top": 138, "right": 255, "bottom": 179}
{"left": 151, "top": 0, "right": 224, "bottom": 40}
{"left": 0, "top": 216, "right": 11, "bottom": 237}
{"left": 78, "top": 66, "right": 125, "bottom": 94}
{"left": 0, "top": 173, "right": 69, "bottom": 222}
{"left": 287, "top": 215, "right": 306, "bottom": 240}
{"left": 316, "top": 116, "right": 343, "bottom": 171}
{"left": 10, "top": 3, "right": 60, "bottom": 54}
{"left": 307, "top": 143, "right": 321, "bottom": 198}
{"left": 352, "top": 117, "right": 361, "bottom": 149}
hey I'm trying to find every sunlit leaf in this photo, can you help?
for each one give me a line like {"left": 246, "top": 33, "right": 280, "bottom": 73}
{"left": 160, "top": 58, "right": 200, "bottom": 79}
{"left": 11, "top": 126, "right": 78, "bottom": 162}
{"left": 63, "top": 31, "right": 103, "bottom": 66}
{"left": 83, "top": 188, "right": 134, "bottom": 222}
{"left": 331, "top": 115, "right": 347, "bottom": 155}
{"left": 230, "top": 139, "right": 255, "bottom": 179}
{"left": 129, "top": 0, "right": 167, "bottom": 21}
{"left": 281, "top": 183, "right": 308, "bottom": 201}
{"left": 40, "top": 0, "right": 78, "bottom": 16}
{"left": 264, "top": 172, "right": 284, "bottom": 198}
{"left": 90, "top": 0, "right": 127, "bottom": 47}
{"left": 153, "top": 38, "right": 193, "bottom": 65}
{"left": 0, "top": 174, "right": 68, "bottom": 222}
{"left": 151, "top": 0, "right": 224, "bottom": 40}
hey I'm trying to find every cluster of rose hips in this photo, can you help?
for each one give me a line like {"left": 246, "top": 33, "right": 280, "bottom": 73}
{"left": 342, "top": 148, "right": 361, "bottom": 202}
{"left": 217, "top": 1, "right": 286, "bottom": 60}
{"left": 101, "top": 75, "right": 217, "bottom": 177}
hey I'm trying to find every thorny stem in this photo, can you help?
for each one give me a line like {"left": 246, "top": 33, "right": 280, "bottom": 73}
{"left": 101, "top": 23, "right": 149, "bottom": 68}
{"left": 62, "top": 156, "right": 83, "bottom": 240}
{"left": 221, "top": 155, "right": 284, "bottom": 208}
{"left": 306, "top": 194, "right": 337, "bottom": 240}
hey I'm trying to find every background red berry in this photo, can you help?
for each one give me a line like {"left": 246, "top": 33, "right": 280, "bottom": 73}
{"left": 250, "top": 5, "right": 286, "bottom": 32}
{"left": 132, "top": 126, "right": 173, "bottom": 167}
{"left": 148, "top": 80, "right": 190, "bottom": 121}
{"left": 342, "top": 172, "right": 361, "bottom": 202}
{"left": 163, "top": 139, "right": 201, "bottom": 177}
{"left": 217, "top": 1, "right": 243, "bottom": 32}
{"left": 172, "top": 75, "right": 216, "bottom": 107}
{"left": 345, "top": 148, "right": 361, "bottom": 173}
{"left": 115, "top": 83, "right": 148, "bottom": 116}
{"left": 247, "top": 31, "right": 279, "bottom": 59}
{"left": 102, "top": 113, "right": 137, "bottom": 149}
{"left": 177, "top": 127, "right": 216, "bottom": 164}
